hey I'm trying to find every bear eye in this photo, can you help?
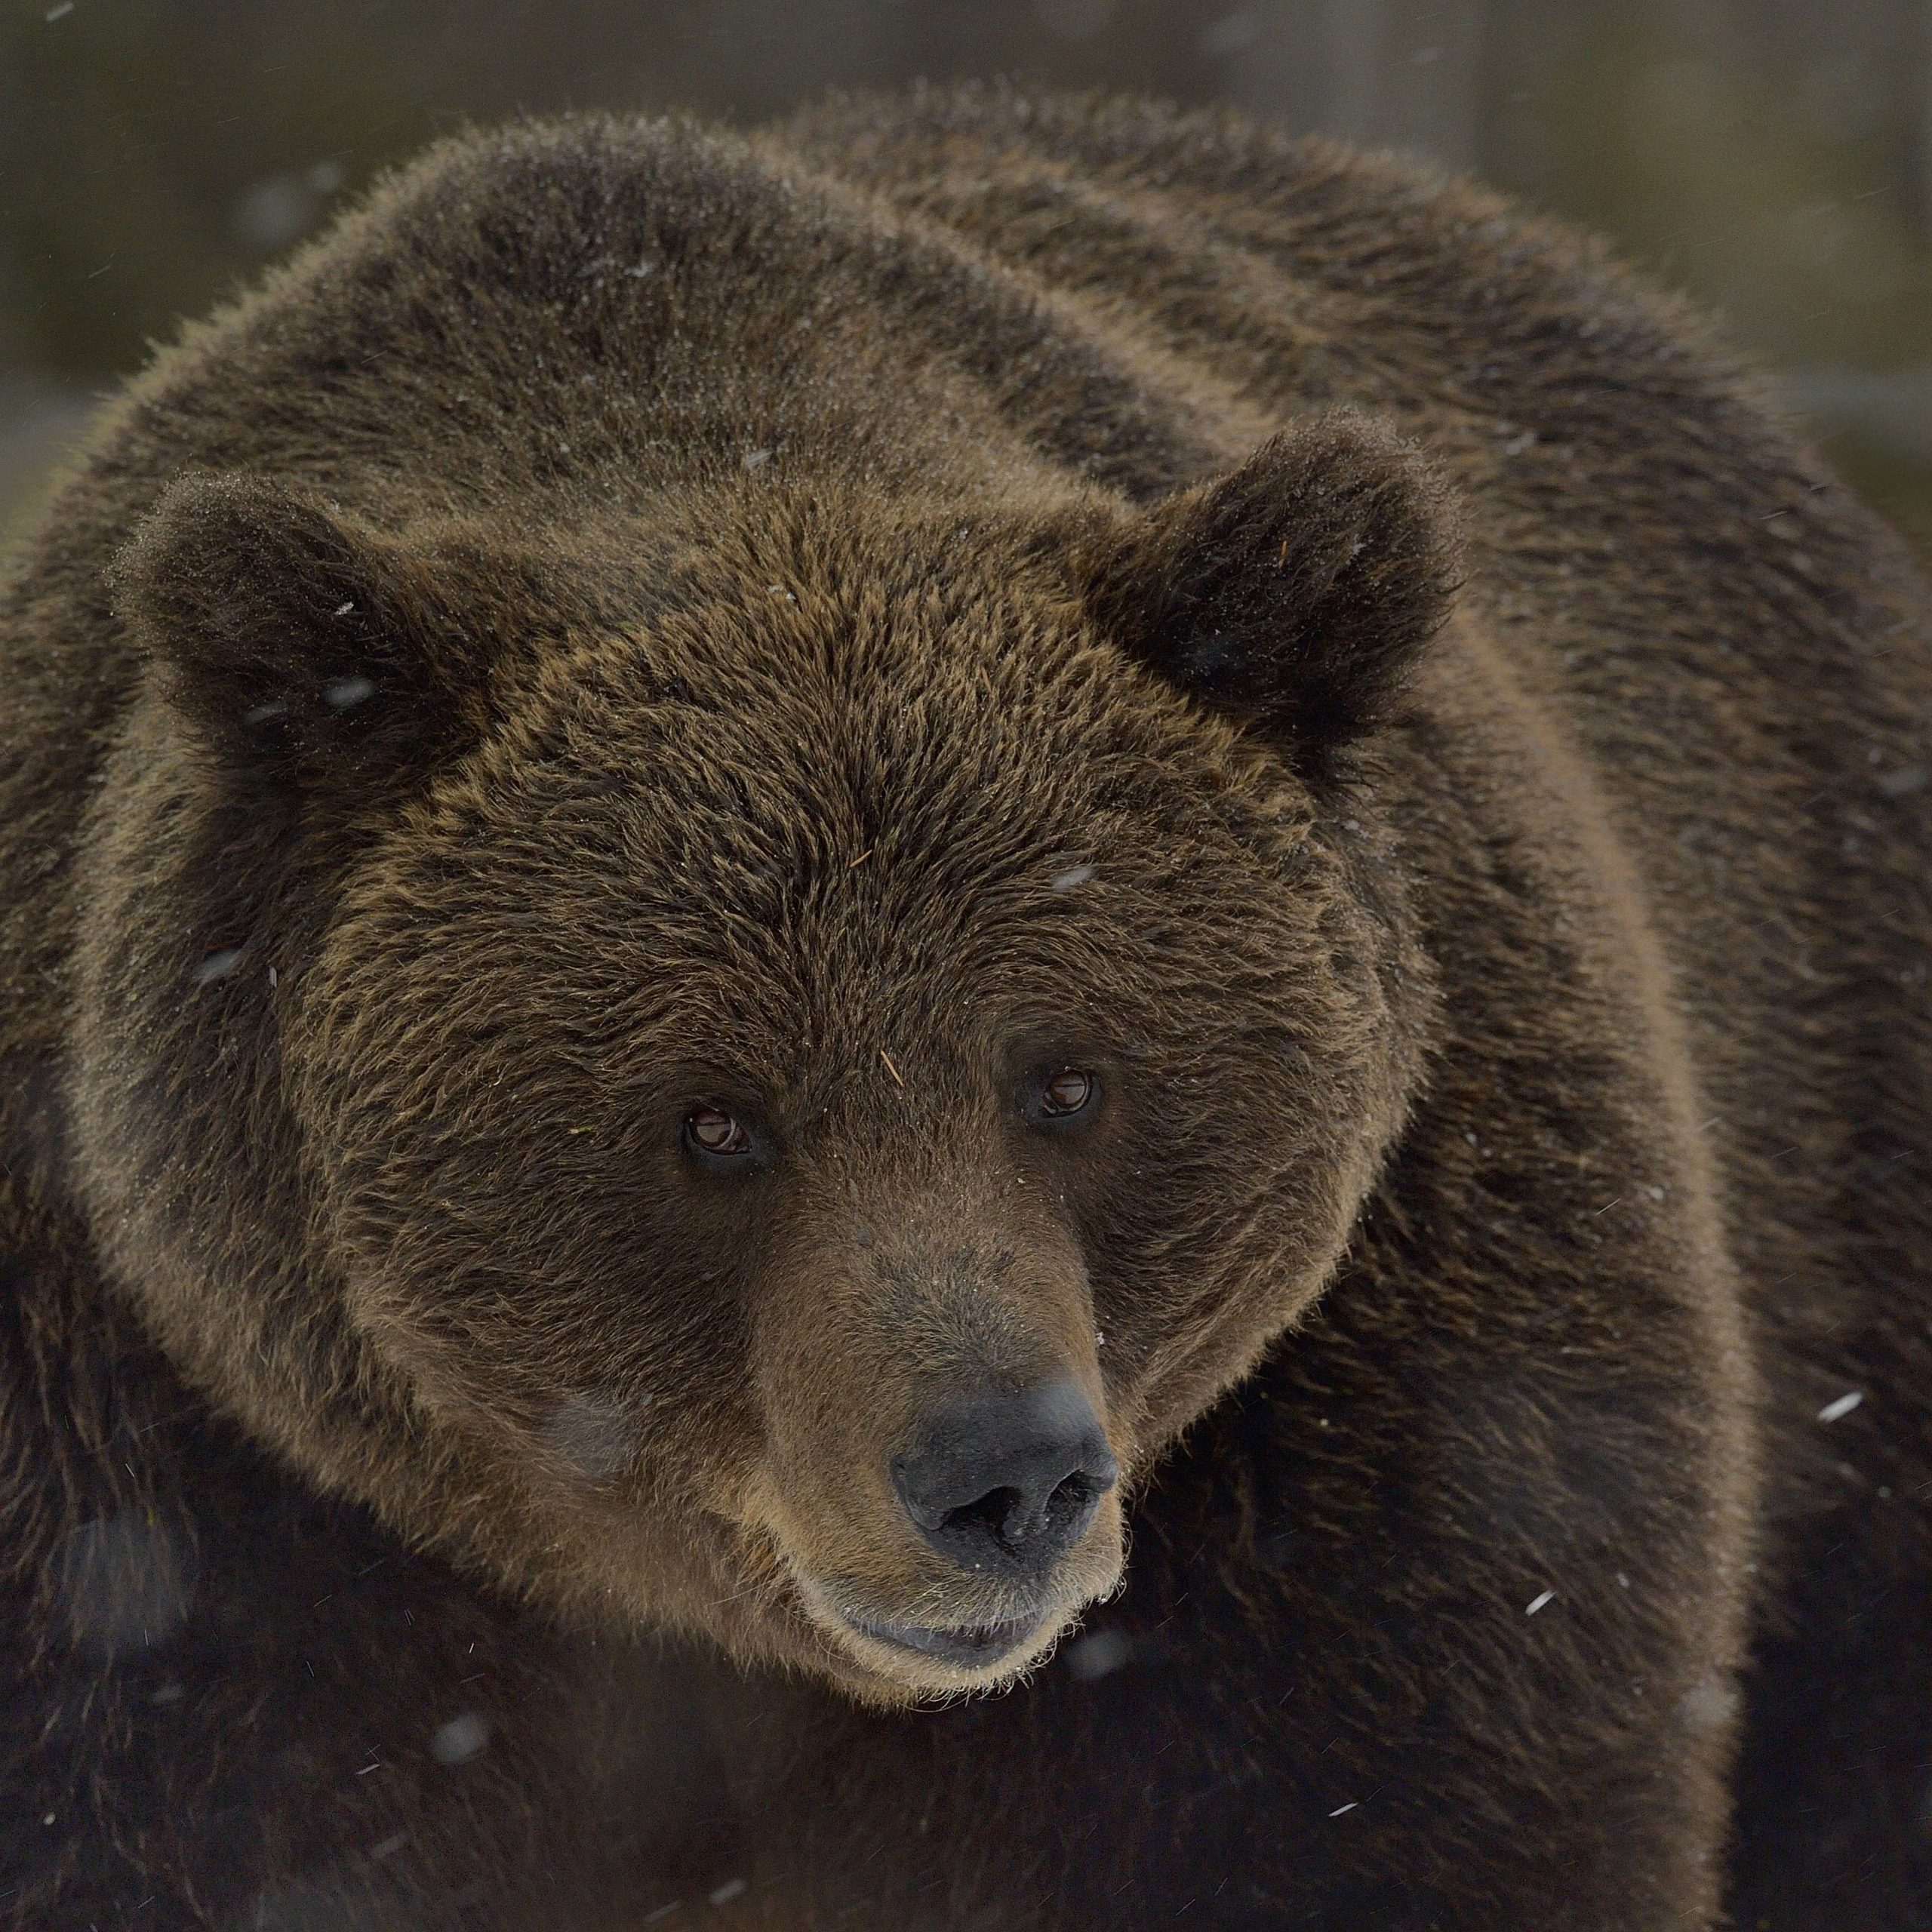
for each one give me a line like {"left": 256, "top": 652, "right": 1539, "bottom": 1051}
{"left": 683, "top": 1106, "right": 752, "bottom": 1160}
{"left": 1038, "top": 1069, "right": 1098, "bottom": 1119}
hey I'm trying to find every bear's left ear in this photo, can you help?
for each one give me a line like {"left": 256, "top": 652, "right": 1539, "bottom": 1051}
{"left": 1085, "top": 413, "right": 1460, "bottom": 775}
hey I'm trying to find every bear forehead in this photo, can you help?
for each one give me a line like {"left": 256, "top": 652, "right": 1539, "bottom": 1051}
{"left": 316, "top": 620, "right": 1323, "bottom": 1105}
{"left": 384, "top": 702, "right": 1298, "bottom": 1009}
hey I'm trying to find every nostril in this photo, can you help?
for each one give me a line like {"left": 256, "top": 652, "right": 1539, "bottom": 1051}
{"left": 1045, "top": 1468, "right": 1103, "bottom": 1534}
{"left": 940, "top": 1484, "right": 1028, "bottom": 1550}
{"left": 1047, "top": 1468, "right": 1112, "bottom": 1551}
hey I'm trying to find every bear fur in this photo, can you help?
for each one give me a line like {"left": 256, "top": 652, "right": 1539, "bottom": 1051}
{"left": 2, "top": 82, "right": 1930, "bottom": 1931}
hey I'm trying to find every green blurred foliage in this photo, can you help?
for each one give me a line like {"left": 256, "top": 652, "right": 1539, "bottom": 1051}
{"left": 0, "top": 0, "right": 1216, "bottom": 383}
{"left": 1485, "top": 1, "right": 1931, "bottom": 368}
{"left": 2, "top": 0, "right": 1929, "bottom": 545}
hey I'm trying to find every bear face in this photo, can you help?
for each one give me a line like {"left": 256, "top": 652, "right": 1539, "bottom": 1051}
{"left": 88, "top": 420, "right": 1451, "bottom": 1702}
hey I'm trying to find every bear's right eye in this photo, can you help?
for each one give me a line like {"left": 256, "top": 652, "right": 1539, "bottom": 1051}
{"left": 682, "top": 1106, "right": 752, "bottom": 1161}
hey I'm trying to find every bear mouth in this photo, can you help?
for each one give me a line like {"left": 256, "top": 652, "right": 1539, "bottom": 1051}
{"left": 841, "top": 1611, "right": 1044, "bottom": 1669}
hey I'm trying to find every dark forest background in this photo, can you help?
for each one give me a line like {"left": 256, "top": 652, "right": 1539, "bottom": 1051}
{"left": 4, "top": 0, "right": 1930, "bottom": 550}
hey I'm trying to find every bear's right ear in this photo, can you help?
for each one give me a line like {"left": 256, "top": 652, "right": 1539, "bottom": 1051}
{"left": 112, "top": 473, "right": 496, "bottom": 795}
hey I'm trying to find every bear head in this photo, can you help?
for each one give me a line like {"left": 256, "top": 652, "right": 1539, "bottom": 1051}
{"left": 82, "top": 413, "right": 1452, "bottom": 1702}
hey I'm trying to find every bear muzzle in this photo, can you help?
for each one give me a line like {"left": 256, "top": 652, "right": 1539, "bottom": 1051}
{"left": 780, "top": 1377, "right": 1124, "bottom": 1690}
{"left": 746, "top": 1211, "right": 1124, "bottom": 1690}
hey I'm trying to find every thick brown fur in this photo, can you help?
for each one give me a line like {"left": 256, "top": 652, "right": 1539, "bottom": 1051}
{"left": 2, "top": 83, "right": 1928, "bottom": 1930}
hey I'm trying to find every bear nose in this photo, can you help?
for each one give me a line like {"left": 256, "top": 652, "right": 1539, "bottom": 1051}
{"left": 891, "top": 1378, "right": 1118, "bottom": 1579}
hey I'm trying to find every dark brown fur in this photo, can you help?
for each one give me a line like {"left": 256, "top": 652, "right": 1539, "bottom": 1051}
{"left": 2, "top": 83, "right": 1928, "bottom": 1930}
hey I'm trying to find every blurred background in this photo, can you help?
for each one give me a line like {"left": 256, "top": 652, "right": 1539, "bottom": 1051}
{"left": 3, "top": 0, "right": 1930, "bottom": 550}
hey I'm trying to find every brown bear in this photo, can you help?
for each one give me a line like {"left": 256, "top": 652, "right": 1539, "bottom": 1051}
{"left": 2, "top": 80, "right": 1929, "bottom": 1932}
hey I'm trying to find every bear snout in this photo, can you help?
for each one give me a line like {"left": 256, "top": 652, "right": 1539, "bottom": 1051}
{"left": 746, "top": 1211, "right": 1126, "bottom": 1687}
{"left": 889, "top": 1377, "right": 1118, "bottom": 1583}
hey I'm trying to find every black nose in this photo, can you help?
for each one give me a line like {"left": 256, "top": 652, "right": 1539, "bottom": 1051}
{"left": 891, "top": 1379, "right": 1118, "bottom": 1579}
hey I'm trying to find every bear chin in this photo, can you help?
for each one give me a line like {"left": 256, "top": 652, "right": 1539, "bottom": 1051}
{"left": 796, "top": 1592, "right": 1081, "bottom": 1703}
{"left": 786, "top": 1555, "right": 1126, "bottom": 1702}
